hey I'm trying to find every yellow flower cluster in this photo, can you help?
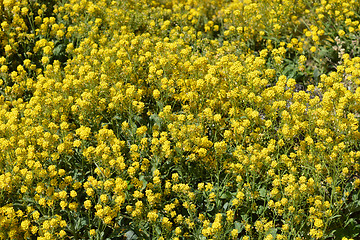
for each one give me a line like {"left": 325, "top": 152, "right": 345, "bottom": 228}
{"left": 0, "top": 0, "right": 360, "bottom": 239}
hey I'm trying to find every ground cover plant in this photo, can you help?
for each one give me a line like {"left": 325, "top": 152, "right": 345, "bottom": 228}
{"left": 1, "top": 0, "right": 360, "bottom": 239}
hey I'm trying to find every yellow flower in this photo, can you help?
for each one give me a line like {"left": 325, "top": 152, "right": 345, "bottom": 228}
{"left": 39, "top": 198, "right": 46, "bottom": 206}
{"left": 226, "top": 210, "right": 234, "bottom": 222}
{"left": 314, "top": 218, "right": 323, "bottom": 228}
{"left": 147, "top": 211, "right": 158, "bottom": 222}
{"left": 21, "top": 220, "right": 31, "bottom": 231}
{"left": 59, "top": 230, "right": 66, "bottom": 237}
{"left": 59, "top": 191, "right": 67, "bottom": 199}
{"left": 197, "top": 148, "right": 207, "bottom": 157}
{"left": 136, "top": 126, "right": 147, "bottom": 135}
{"left": 338, "top": 30, "right": 345, "bottom": 36}
{"left": 230, "top": 229, "right": 238, "bottom": 238}
{"left": 73, "top": 140, "right": 81, "bottom": 147}
{"left": 162, "top": 217, "right": 172, "bottom": 229}
{"left": 76, "top": 126, "right": 91, "bottom": 140}
{"left": 213, "top": 114, "right": 221, "bottom": 122}
{"left": 214, "top": 141, "right": 227, "bottom": 154}
{"left": 354, "top": 178, "right": 360, "bottom": 188}
{"left": 32, "top": 211, "right": 40, "bottom": 220}
{"left": 41, "top": 56, "right": 50, "bottom": 65}
{"left": 31, "top": 226, "right": 38, "bottom": 234}
{"left": 60, "top": 201, "right": 67, "bottom": 209}
{"left": 309, "top": 228, "right": 323, "bottom": 239}
{"left": 299, "top": 55, "right": 306, "bottom": 64}
{"left": 175, "top": 226, "right": 182, "bottom": 235}
{"left": 282, "top": 224, "right": 289, "bottom": 232}
{"left": 56, "top": 30, "right": 65, "bottom": 38}
{"left": 264, "top": 234, "right": 273, "bottom": 240}
{"left": 4, "top": 45, "right": 12, "bottom": 54}
{"left": 86, "top": 188, "right": 94, "bottom": 196}
{"left": 84, "top": 200, "right": 92, "bottom": 210}
{"left": 100, "top": 194, "right": 108, "bottom": 203}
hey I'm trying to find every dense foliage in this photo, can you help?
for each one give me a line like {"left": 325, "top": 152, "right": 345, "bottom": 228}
{"left": 1, "top": 0, "right": 360, "bottom": 239}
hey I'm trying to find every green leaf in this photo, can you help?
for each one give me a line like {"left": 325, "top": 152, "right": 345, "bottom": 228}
{"left": 257, "top": 205, "right": 266, "bottom": 215}
{"left": 220, "top": 192, "right": 232, "bottom": 200}
{"left": 267, "top": 227, "right": 277, "bottom": 237}
{"left": 125, "top": 230, "right": 138, "bottom": 240}
{"left": 234, "top": 221, "right": 243, "bottom": 231}
{"left": 328, "top": 214, "right": 342, "bottom": 220}
{"left": 112, "top": 115, "right": 122, "bottom": 121}
{"left": 154, "top": 225, "right": 162, "bottom": 236}
{"left": 313, "top": 67, "right": 320, "bottom": 82}
{"left": 259, "top": 188, "right": 267, "bottom": 198}
{"left": 206, "top": 203, "right": 215, "bottom": 212}
{"left": 138, "top": 175, "right": 148, "bottom": 190}
{"left": 334, "top": 217, "right": 360, "bottom": 238}
{"left": 281, "top": 63, "right": 297, "bottom": 78}
{"left": 53, "top": 44, "right": 65, "bottom": 56}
